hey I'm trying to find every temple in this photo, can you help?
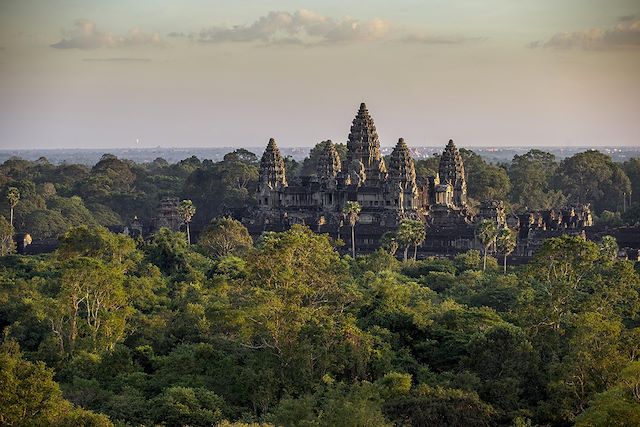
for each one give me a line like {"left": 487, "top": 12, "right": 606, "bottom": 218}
{"left": 244, "top": 102, "right": 595, "bottom": 256}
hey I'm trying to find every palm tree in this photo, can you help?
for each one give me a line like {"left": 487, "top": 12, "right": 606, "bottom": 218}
{"left": 6, "top": 187, "right": 19, "bottom": 228}
{"left": 496, "top": 227, "right": 517, "bottom": 273}
{"left": 343, "top": 201, "right": 361, "bottom": 258}
{"left": 410, "top": 220, "right": 426, "bottom": 260}
{"left": 178, "top": 200, "right": 196, "bottom": 245}
{"left": 476, "top": 219, "right": 498, "bottom": 271}
{"left": 396, "top": 220, "right": 414, "bottom": 262}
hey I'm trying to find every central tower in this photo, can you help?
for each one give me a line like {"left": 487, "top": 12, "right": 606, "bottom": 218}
{"left": 438, "top": 139, "right": 467, "bottom": 207}
{"left": 344, "top": 102, "right": 387, "bottom": 185}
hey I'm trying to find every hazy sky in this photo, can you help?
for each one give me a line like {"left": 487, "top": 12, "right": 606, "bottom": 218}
{"left": 1, "top": 0, "right": 639, "bottom": 149}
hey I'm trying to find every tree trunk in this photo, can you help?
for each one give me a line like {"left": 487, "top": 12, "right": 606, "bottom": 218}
{"left": 9, "top": 207, "right": 13, "bottom": 228}
{"left": 413, "top": 243, "right": 418, "bottom": 260}
{"left": 403, "top": 246, "right": 409, "bottom": 262}
{"left": 351, "top": 225, "right": 356, "bottom": 258}
{"left": 186, "top": 223, "right": 191, "bottom": 245}
{"left": 503, "top": 254, "right": 507, "bottom": 274}
{"left": 483, "top": 247, "right": 487, "bottom": 271}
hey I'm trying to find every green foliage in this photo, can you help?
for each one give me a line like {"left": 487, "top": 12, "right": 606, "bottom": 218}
{"left": 476, "top": 220, "right": 498, "bottom": 271}
{"left": 509, "top": 149, "right": 565, "bottom": 211}
{"left": 554, "top": 150, "right": 631, "bottom": 213}
{"left": 0, "top": 341, "right": 113, "bottom": 426}
{"left": 383, "top": 385, "right": 495, "bottom": 427}
{"left": 198, "top": 217, "right": 253, "bottom": 259}
{"left": 1, "top": 216, "right": 639, "bottom": 426}
{"left": 0, "top": 215, "right": 15, "bottom": 256}
{"left": 575, "top": 361, "right": 640, "bottom": 426}
{"left": 461, "top": 149, "right": 511, "bottom": 202}
{"left": 151, "top": 386, "right": 225, "bottom": 426}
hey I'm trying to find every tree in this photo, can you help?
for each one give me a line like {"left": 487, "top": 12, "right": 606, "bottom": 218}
{"left": 495, "top": 227, "right": 516, "bottom": 273}
{"left": 383, "top": 385, "right": 495, "bottom": 427}
{"left": 599, "top": 235, "right": 619, "bottom": 262}
{"left": 228, "top": 225, "right": 358, "bottom": 387}
{"left": 6, "top": 187, "right": 19, "bottom": 228}
{"left": 0, "top": 341, "right": 113, "bottom": 426}
{"left": 555, "top": 150, "right": 631, "bottom": 213}
{"left": 343, "top": 201, "right": 361, "bottom": 258}
{"left": 460, "top": 149, "right": 511, "bottom": 202}
{"left": 575, "top": 361, "right": 640, "bottom": 427}
{"left": 178, "top": 200, "right": 196, "bottom": 245}
{"left": 48, "top": 258, "right": 129, "bottom": 354}
{"left": 223, "top": 148, "right": 258, "bottom": 165}
{"left": 623, "top": 158, "right": 640, "bottom": 209}
{"left": 396, "top": 220, "right": 414, "bottom": 262}
{"left": 379, "top": 231, "right": 399, "bottom": 256}
{"left": 509, "top": 150, "right": 564, "bottom": 211}
{"left": 57, "top": 225, "right": 138, "bottom": 265}
{"left": 198, "top": 217, "right": 253, "bottom": 258}
{"left": 0, "top": 215, "right": 14, "bottom": 256}
{"left": 476, "top": 220, "right": 498, "bottom": 271}
{"left": 396, "top": 220, "right": 426, "bottom": 261}
{"left": 151, "top": 387, "right": 225, "bottom": 427}
{"left": 410, "top": 220, "right": 426, "bottom": 260}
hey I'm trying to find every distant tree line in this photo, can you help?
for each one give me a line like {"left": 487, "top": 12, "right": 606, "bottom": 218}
{"left": 0, "top": 145, "right": 639, "bottom": 250}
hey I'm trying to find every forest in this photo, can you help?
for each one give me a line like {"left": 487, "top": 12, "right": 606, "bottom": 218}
{"left": 0, "top": 145, "right": 639, "bottom": 426}
{"left": 0, "top": 144, "right": 639, "bottom": 245}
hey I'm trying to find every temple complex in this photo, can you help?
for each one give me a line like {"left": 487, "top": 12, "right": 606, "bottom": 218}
{"left": 244, "top": 102, "right": 596, "bottom": 256}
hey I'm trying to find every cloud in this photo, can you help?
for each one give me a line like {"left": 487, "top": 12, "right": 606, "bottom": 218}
{"left": 82, "top": 57, "right": 151, "bottom": 62}
{"left": 618, "top": 14, "right": 637, "bottom": 22}
{"left": 191, "top": 9, "right": 390, "bottom": 45}
{"left": 530, "top": 18, "right": 640, "bottom": 50}
{"left": 400, "top": 34, "right": 485, "bottom": 45}
{"left": 51, "top": 19, "right": 165, "bottom": 49}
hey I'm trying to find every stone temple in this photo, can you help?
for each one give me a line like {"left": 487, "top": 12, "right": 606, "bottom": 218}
{"left": 243, "top": 102, "right": 594, "bottom": 256}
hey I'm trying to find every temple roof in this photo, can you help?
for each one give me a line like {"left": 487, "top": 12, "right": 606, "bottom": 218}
{"left": 438, "top": 139, "right": 465, "bottom": 186}
{"left": 259, "top": 138, "right": 287, "bottom": 188}
{"left": 345, "top": 102, "right": 386, "bottom": 178}
{"left": 388, "top": 138, "right": 417, "bottom": 185}
{"left": 316, "top": 140, "right": 341, "bottom": 179}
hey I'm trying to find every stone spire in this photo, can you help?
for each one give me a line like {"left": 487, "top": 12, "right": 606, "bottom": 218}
{"left": 345, "top": 102, "right": 387, "bottom": 180}
{"left": 388, "top": 138, "right": 417, "bottom": 186}
{"left": 438, "top": 139, "right": 467, "bottom": 206}
{"left": 316, "top": 140, "right": 341, "bottom": 180}
{"left": 259, "top": 138, "right": 287, "bottom": 189}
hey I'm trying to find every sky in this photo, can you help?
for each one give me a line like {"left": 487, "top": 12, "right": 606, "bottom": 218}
{"left": 0, "top": 0, "right": 639, "bottom": 149}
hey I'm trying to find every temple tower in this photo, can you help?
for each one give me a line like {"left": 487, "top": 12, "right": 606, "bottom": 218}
{"left": 438, "top": 139, "right": 467, "bottom": 207}
{"left": 258, "top": 138, "right": 287, "bottom": 209}
{"left": 387, "top": 138, "right": 419, "bottom": 211}
{"left": 344, "top": 103, "right": 387, "bottom": 184}
{"left": 316, "top": 140, "right": 341, "bottom": 181}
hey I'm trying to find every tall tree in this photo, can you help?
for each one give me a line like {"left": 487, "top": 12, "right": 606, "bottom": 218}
{"left": 476, "top": 220, "right": 498, "bottom": 271}
{"left": 48, "top": 258, "right": 129, "bottom": 354}
{"left": 343, "top": 201, "right": 361, "bottom": 258}
{"left": 509, "top": 149, "right": 564, "bottom": 211}
{"left": 460, "top": 149, "right": 511, "bottom": 202}
{"left": 0, "top": 215, "right": 14, "bottom": 256}
{"left": 554, "top": 150, "right": 631, "bottom": 213}
{"left": 410, "top": 220, "right": 426, "bottom": 260}
{"left": 198, "top": 217, "right": 253, "bottom": 258}
{"left": 396, "top": 220, "right": 413, "bottom": 262}
{"left": 0, "top": 341, "right": 113, "bottom": 426}
{"left": 6, "top": 187, "right": 19, "bottom": 228}
{"left": 495, "top": 227, "right": 517, "bottom": 273}
{"left": 178, "top": 200, "right": 196, "bottom": 245}
{"left": 379, "top": 231, "right": 399, "bottom": 256}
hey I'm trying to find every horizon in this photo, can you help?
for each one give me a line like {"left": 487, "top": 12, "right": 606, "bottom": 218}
{"left": 1, "top": 1, "right": 639, "bottom": 149}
